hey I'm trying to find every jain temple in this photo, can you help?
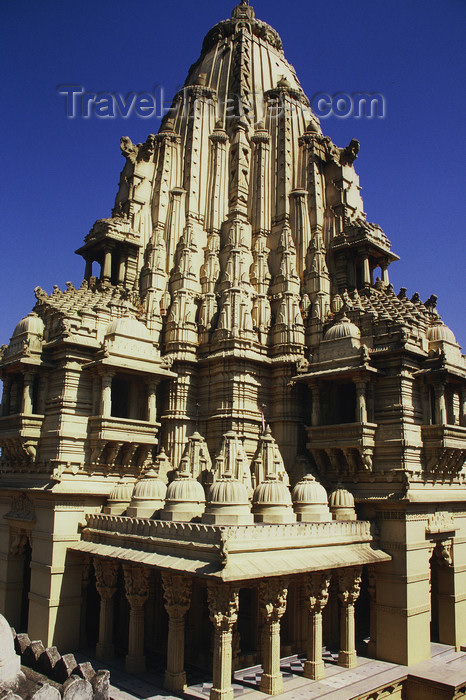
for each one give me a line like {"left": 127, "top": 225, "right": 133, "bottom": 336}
{"left": 1, "top": 3, "right": 466, "bottom": 699}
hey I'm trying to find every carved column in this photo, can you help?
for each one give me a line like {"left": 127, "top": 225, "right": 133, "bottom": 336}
{"left": 355, "top": 380, "right": 367, "bottom": 424}
{"left": 258, "top": 577, "right": 288, "bottom": 695}
{"left": 367, "top": 565, "right": 377, "bottom": 658}
{"left": 303, "top": 572, "right": 330, "bottom": 680}
{"left": 123, "top": 565, "right": 150, "bottom": 674}
{"left": 84, "top": 258, "right": 93, "bottom": 281}
{"left": 361, "top": 254, "right": 370, "bottom": 287}
{"left": 162, "top": 572, "right": 192, "bottom": 693}
{"left": 434, "top": 382, "right": 447, "bottom": 425}
{"left": 1, "top": 375, "right": 11, "bottom": 416}
{"left": 147, "top": 380, "right": 157, "bottom": 423}
{"left": 79, "top": 559, "right": 92, "bottom": 648}
{"left": 118, "top": 255, "right": 126, "bottom": 284}
{"left": 459, "top": 388, "right": 466, "bottom": 427}
{"left": 94, "top": 558, "right": 119, "bottom": 661}
{"left": 337, "top": 566, "right": 362, "bottom": 669}
{"left": 381, "top": 263, "right": 389, "bottom": 285}
{"left": 207, "top": 582, "right": 240, "bottom": 700}
{"left": 100, "top": 373, "right": 114, "bottom": 417}
{"left": 21, "top": 372, "right": 35, "bottom": 415}
{"left": 310, "top": 384, "right": 320, "bottom": 427}
{"left": 102, "top": 248, "right": 112, "bottom": 282}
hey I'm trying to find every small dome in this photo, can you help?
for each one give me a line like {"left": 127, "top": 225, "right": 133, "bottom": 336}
{"left": 208, "top": 477, "right": 249, "bottom": 506}
{"left": 292, "top": 474, "right": 328, "bottom": 506}
{"left": 131, "top": 470, "right": 167, "bottom": 501}
{"left": 329, "top": 487, "right": 354, "bottom": 509}
{"left": 108, "top": 481, "right": 133, "bottom": 503}
{"left": 105, "top": 315, "right": 152, "bottom": 341}
{"left": 166, "top": 475, "right": 205, "bottom": 504}
{"left": 12, "top": 313, "right": 44, "bottom": 338}
{"left": 427, "top": 321, "right": 457, "bottom": 345}
{"left": 253, "top": 477, "right": 292, "bottom": 506}
{"left": 324, "top": 315, "right": 360, "bottom": 341}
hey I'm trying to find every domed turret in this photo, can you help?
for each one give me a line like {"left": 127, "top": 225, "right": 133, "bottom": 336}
{"left": 324, "top": 315, "right": 360, "bottom": 341}
{"left": 105, "top": 315, "right": 152, "bottom": 341}
{"left": 252, "top": 475, "right": 295, "bottom": 523}
{"left": 12, "top": 312, "right": 45, "bottom": 338}
{"left": 292, "top": 474, "right": 332, "bottom": 522}
{"left": 126, "top": 468, "right": 167, "bottom": 518}
{"left": 103, "top": 481, "right": 134, "bottom": 515}
{"left": 160, "top": 474, "right": 206, "bottom": 522}
{"left": 329, "top": 487, "right": 357, "bottom": 521}
{"left": 427, "top": 321, "right": 457, "bottom": 345}
{"left": 202, "top": 475, "right": 253, "bottom": 525}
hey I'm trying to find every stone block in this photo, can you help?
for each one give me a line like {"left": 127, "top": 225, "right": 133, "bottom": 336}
{"left": 53, "top": 654, "right": 78, "bottom": 683}
{"left": 31, "top": 683, "right": 61, "bottom": 700}
{"left": 22, "top": 641, "right": 45, "bottom": 670}
{"left": 63, "top": 675, "right": 93, "bottom": 700}
{"left": 0, "top": 691, "right": 22, "bottom": 700}
{"left": 38, "top": 647, "right": 60, "bottom": 677}
{"left": 13, "top": 634, "right": 30, "bottom": 657}
{"left": 91, "top": 669, "right": 110, "bottom": 700}
{"left": 76, "top": 662, "right": 95, "bottom": 683}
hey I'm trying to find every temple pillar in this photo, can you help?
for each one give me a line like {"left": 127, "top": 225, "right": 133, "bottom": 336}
{"left": 361, "top": 254, "right": 370, "bottom": 287}
{"left": 147, "top": 380, "right": 157, "bottom": 423}
{"left": 123, "top": 565, "right": 150, "bottom": 674}
{"left": 258, "top": 577, "right": 288, "bottom": 695}
{"left": 459, "top": 388, "right": 466, "bottom": 427}
{"left": 381, "top": 263, "right": 389, "bottom": 285}
{"left": 118, "top": 255, "right": 126, "bottom": 284}
{"left": 303, "top": 572, "right": 330, "bottom": 681}
{"left": 84, "top": 258, "right": 93, "bottom": 281}
{"left": 434, "top": 382, "right": 447, "bottom": 425}
{"left": 367, "top": 565, "right": 377, "bottom": 658}
{"left": 92, "top": 375, "right": 101, "bottom": 415}
{"left": 310, "top": 384, "right": 320, "bottom": 427}
{"left": 100, "top": 373, "right": 114, "bottom": 417}
{"left": 21, "top": 372, "right": 35, "bottom": 415}
{"left": 94, "top": 558, "right": 119, "bottom": 661}
{"left": 337, "top": 566, "right": 362, "bottom": 669}
{"left": 162, "top": 572, "right": 192, "bottom": 693}
{"left": 207, "top": 582, "right": 239, "bottom": 700}
{"left": 102, "top": 248, "right": 112, "bottom": 282}
{"left": 1, "top": 375, "right": 11, "bottom": 416}
{"left": 355, "top": 380, "right": 367, "bottom": 424}
{"left": 79, "top": 559, "right": 92, "bottom": 648}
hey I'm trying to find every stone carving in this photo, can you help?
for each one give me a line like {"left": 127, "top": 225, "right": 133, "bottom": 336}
{"left": 337, "top": 567, "right": 362, "bottom": 605}
{"left": 258, "top": 576, "right": 289, "bottom": 622}
{"left": 123, "top": 565, "right": 150, "bottom": 608}
{"left": 93, "top": 559, "right": 118, "bottom": 600}
{"left": 303, "top": 572, "right": 330, "bottom": 613}
{"left": 5, "top": 494, "right": 35, "bottom": 522}
{"left": 161, "top": 572, "right": 192, "bottom": 619}
{"left": 207, "top": 583, "right": 239, "bottom": 632}
{"left": 426, "top": 512, "right": 456, "bottom": 535}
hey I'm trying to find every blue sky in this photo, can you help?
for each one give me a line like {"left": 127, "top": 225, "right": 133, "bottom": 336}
{"left": 2, "top": 0, "right": 465, "bottom": 347}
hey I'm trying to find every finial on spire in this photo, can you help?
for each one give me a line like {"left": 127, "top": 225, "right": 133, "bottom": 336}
{"left": 240, "top": 0, "right": 249, "bottom": 4}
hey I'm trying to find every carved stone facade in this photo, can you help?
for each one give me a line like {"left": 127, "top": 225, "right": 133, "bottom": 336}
{"left": 0, "top": 2, "right": 465, "bottom": 699}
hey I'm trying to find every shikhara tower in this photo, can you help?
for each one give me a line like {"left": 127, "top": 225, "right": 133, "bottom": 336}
{"left": 1, "top": 3, "right": 465, "bottom": 698}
